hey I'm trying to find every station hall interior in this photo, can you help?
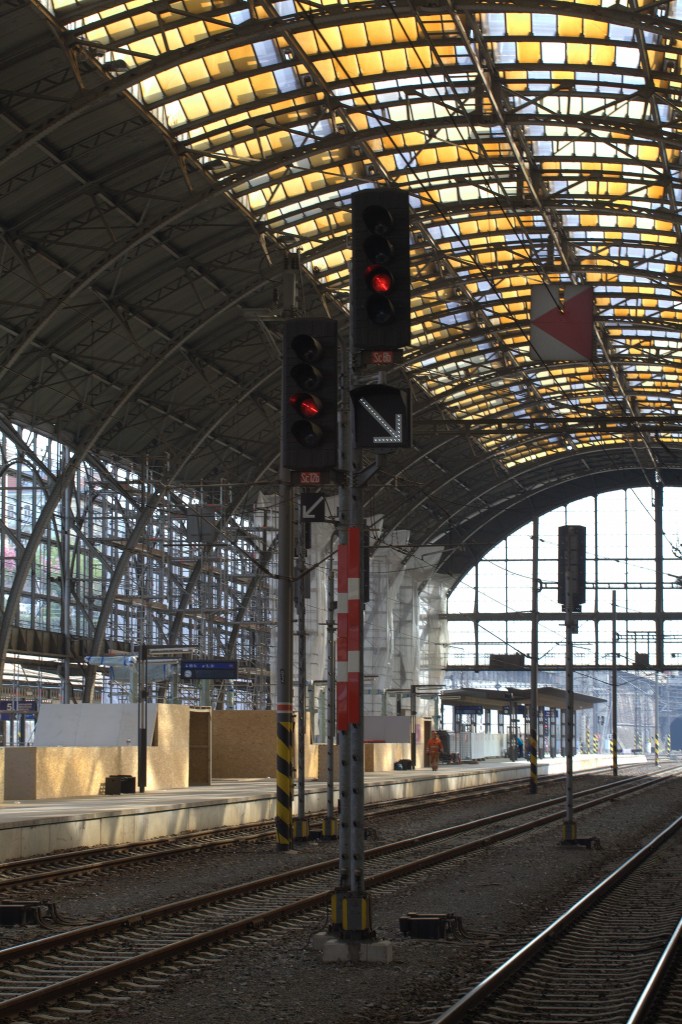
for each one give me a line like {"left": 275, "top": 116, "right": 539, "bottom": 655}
{"left": 3, "top": 0, "right": 682, "bottom": 798}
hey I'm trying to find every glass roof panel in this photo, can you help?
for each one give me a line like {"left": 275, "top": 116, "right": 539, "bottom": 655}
{"left": 47, "top": 0, "right": 682, "bottom": 469}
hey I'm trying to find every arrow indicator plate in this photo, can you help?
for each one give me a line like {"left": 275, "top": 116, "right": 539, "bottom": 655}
{"left": 352, "top": 385, "right": 411, "bottom": 449}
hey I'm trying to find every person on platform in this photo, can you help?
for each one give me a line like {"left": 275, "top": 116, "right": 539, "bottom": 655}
{"left": 427, "top": 732, "right": 443, "bottom": 771}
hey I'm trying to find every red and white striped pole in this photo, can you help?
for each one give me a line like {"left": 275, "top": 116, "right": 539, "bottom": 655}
{"left": 337, "top": 539, "right": 348, "bottom": 733}
{"left": 346, "top": 526, "right": 362, "bottom": 731}
{"left": 336, "top": 529, "right": 361, "bottom": 732}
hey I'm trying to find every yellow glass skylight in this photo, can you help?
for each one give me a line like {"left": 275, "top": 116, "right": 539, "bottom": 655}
{"left": 43, "top": 0, "right": 682, "bottom": 469}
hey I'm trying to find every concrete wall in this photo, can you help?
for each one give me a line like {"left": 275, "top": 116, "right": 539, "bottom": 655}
{"left": 4, "top": 704, "right": 191, "bottom": 799}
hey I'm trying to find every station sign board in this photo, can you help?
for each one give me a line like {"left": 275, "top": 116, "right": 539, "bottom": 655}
{"left": 181, "top": 659, "right": 237, "bottom": 680}
{"left": 0, "top": 699, "right": 37, "bottom": 715}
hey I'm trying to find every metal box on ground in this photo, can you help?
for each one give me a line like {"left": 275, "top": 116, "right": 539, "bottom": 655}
{"left": 399, "top": 912, "right": 463, "bottom": 940}
{"left": 104, "top": 774, "right": 135, "bottom": 795}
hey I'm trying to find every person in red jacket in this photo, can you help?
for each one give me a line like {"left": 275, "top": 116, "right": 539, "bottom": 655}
{"left": 426, "top": 732, "right": 443, "bottom": 771}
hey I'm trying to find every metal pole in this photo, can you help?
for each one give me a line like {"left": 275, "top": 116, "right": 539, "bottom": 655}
{"left": 564, "top": 605, "right": 575, "bottom": 840}
{"left": 654, "top": 481, "right": 662, "bottom": 767}
{"left": 651, "top": 675, "right": 655, "bottom": 765}
{"left": 612, "top": 591, "right": 618, "bottom": 776}
{"left": 348, "top": 512, "right": 365, "bottom": 908}
{"left": 530, "top": 518, "right": 539, "bottom": 792}
{"left": 138, "top": 643, "right": 148, "bottom": 793}
{"left": 334, "top": 323, "right": 352, "bottom": 920}
{"left": 332, "top": 301, "right": 372, "bottom": 936}
{"left": 275, "top": 476, "right": 294, "bottom": 851}
{"left": 339, "top": 340, "right": 370, "bottom": 934}
{"left": 323, "top": 553, "right": 336, "bottom": 837}
{"left": 295, "top": 513, "right": 308, "bottom": 839}
{"left": 561, "top": 606, "right": 569, "bottom": 839}
{"left": 61, "top": 457, "right": 73, "bottom": 705}
{"left": 336, "top": 535, "right": 351, "bottom": 890}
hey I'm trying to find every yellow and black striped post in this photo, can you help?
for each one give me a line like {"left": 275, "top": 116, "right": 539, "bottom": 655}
{"left": 276, "top": 707, "right": 294, "bottom": 849}
{"left": 275, "top": 473, "right": 295, "bottom": 852}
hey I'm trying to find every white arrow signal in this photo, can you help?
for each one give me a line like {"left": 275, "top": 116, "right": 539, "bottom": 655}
{"left": 301, "top": 494, "right": 325, "bottom": 520}
{"left": 359, "top": 398, "right": 403, "bottom": 444}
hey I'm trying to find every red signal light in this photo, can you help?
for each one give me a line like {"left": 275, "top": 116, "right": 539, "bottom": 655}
{"left": 290, "top": 392, "right": 322, "bottom": 419}
{"left": 281, "top": 318, "right": 338, "bottom": 472}
{"left": 366, "top": 265, "right": 393, "bottom": 294}
{"left": 351, "top": 189, "right": 410, "bottom": 351}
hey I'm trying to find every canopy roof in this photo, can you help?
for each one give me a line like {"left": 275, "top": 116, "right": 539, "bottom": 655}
{"left": 441, "top": 686, "right": 605, "bottom": 711}
{"left": 3, "top": 0, "right": 682, "bottom": 579}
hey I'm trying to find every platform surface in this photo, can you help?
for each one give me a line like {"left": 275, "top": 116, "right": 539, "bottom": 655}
{"left": 0, "top": 754, "right": 627, "bottom": 861}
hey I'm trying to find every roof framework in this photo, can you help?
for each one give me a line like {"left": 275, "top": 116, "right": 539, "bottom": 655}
{"left": 4, "top": 0, "right": 682, "bottom": 581}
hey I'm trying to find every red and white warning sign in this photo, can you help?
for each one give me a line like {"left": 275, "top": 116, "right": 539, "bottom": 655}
{"left": 530, "top": 284, "right": 594, "bottom": 362}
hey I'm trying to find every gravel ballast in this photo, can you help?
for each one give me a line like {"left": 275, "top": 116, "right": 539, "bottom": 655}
{"left": 4, "top": 769, "right": 681, "bottom": 1024}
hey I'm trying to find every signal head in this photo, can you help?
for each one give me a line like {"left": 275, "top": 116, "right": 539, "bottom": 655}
{"left": 363, "top": 204, "right": 393, "bottom": 236}
{"left": 351, "top": 188, "right": 410, "bottom": 351}
{"left": 281, "top": 318, "right": 338, "bottom": 472}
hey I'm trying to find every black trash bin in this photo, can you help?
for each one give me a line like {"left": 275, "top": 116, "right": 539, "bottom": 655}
{"left": 104, "top": 775, "right": 136, "bottom": 795}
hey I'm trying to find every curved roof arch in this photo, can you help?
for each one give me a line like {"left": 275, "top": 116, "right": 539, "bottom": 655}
{"left": 2, "top": 0, "right": 682, "bottom": 574}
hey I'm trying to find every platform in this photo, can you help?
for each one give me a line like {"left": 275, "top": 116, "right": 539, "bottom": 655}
{"left": 0, "top": 755, "right": 628, "bottom": 862}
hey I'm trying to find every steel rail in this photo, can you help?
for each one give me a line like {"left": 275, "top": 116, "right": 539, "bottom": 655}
{"left": 430, "top": 814, "right": 682, "bottom": 1023}
{"left": 0, "top": 765, "right": 662, "bottom": 893}
{"left": 0, "top": 769, "right": 676, "bottom": 1019}
{"left": 626, "top": 915, "right": 682, "bottom": 1024}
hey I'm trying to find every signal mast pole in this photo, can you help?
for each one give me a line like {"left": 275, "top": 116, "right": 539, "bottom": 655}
{"left": 558, "top": 524, "right": 595, "bottom": 847}
{"left": 328, "top": 187, "right": 411, "bottom": 955}
{"left": 278, "top": 318, "right": 339, "bottom": 852}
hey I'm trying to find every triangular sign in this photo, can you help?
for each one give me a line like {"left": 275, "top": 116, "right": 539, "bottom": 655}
{"left": 530, "top": 285, "right": 594, "bottom": 362}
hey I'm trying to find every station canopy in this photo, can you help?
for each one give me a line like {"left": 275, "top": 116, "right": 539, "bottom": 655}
{"left": 4, "top": 1, "right": 682, "bottom": 576}
{"left": 441, "top": 686, "right": 605, "bottom": 712}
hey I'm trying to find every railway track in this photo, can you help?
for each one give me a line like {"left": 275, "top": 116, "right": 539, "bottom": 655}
{"left": 0, "top": 766, "right": 678, "bottom": 1021}
{"left": 429, "top": 814, "right": 682, "bottom": 1024}
{"left": 627, "top": 913, "right": 682, "bottom": 1023}
{"left": 0, "top": 763, "right": 655, "bottom": 894}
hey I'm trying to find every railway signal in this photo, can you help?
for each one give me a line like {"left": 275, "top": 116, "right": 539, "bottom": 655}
{"left": 558, "top": 524, "right": 586, "bottom": 611}
{"left": 281, "top": 318, "right": 338, "bottom": 472}
{"left": 351, "top": 188, "right": 411, "bottom": 351}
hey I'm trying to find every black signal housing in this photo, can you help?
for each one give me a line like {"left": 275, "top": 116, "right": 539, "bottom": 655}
{"left": 281, "top": 318, "right": 338, "bottom": 471}
{"left": 351, "top": 188, "right": 411, "bottom": 351}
